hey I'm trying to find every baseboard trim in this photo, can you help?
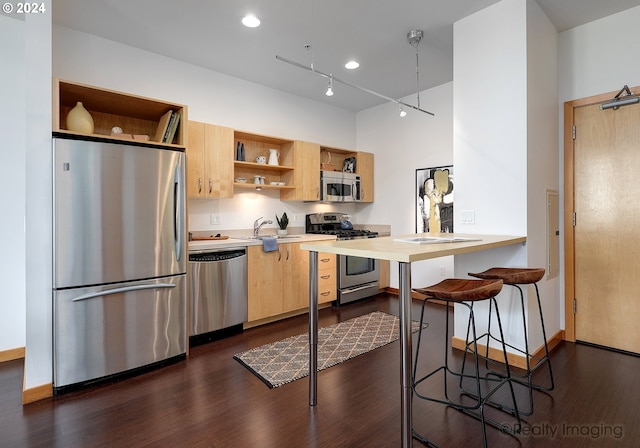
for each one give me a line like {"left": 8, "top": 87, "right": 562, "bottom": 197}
{"left": 384, "top": 287, "right": 451, "bottom": 305}
{"left": 0, "top": 347, "right": 25, "bottom": 363}
{"left": 452, "top": 329, "right": 564, "bottom": 370}
{"left": 22, "top": 382, "right": 53, "bottom": 405}
{"left": 244, "top": 303, "right": 332, "bottom": 329}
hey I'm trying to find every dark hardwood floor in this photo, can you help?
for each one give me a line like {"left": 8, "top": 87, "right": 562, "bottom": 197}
{"left": 1, "top": 294, "right": 638, "bottom": 447}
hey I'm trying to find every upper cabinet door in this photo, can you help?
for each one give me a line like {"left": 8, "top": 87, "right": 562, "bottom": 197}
{"left": 186, "top": 121, "right": 234, "bottom": 199}
{"left": 280, "top": 141, "right": 321, "bottom": 201}
{"left": 186, "top": 121, "right": 206, "bottom": 198}
{"left": 356, "top": 151, "right": 374, "bottom": 203}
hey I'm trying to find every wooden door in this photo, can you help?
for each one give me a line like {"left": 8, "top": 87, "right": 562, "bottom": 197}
{"left": 573, "top": 102, "right": 640, "bottom": 353}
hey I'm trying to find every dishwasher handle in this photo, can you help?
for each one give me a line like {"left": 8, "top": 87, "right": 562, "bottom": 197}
{"left": 189, "top": 249, "right": 246, "bottom": 262}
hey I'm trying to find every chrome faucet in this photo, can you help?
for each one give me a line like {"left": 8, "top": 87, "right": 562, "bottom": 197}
{"left": 253, "top": 217, "right": 273, "bottom": 237}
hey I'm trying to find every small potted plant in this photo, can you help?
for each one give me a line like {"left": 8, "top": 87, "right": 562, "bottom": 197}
{"left": 276, "top": 212, "right": 289, "bottom": 236}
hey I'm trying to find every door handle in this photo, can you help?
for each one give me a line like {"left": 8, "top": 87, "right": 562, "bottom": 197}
{"left": 72, "top": 283, "right": 176, "bottom": 302}
{"left": 198, "top": 177, "right": 202, "bottom": 193}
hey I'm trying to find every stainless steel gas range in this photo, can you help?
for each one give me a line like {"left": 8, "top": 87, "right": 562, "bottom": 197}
{"left": 305, "top": 213, "right": 380, "bottom": 305}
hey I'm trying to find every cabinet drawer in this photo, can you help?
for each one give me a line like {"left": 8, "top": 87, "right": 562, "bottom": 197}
{"left": 318, "top": 267, "right": 336, "bottom": 304}
{"left": 318, "top": 252, "right": 336, "bottom": 269}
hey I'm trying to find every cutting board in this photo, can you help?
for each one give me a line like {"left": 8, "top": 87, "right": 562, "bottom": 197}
{"left": 191, "top": 235, "right": 229, "bottom": 241}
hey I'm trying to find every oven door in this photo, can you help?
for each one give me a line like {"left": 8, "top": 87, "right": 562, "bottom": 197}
{"left": 337, "top": 254, "right": 379, "bottom": 304}
{"left": 338, "top": 254, "right": 379, "bottom": 289}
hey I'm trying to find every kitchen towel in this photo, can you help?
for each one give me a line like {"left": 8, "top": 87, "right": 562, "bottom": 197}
{"left": 262, "top": 236, "right": 278, "bottom": 252}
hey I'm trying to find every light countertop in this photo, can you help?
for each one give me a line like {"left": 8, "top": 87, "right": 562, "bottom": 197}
{"left": 300, "top": 233, "right": 526, "bottom": 263}
{"left": 189, "top": 234, "right": 336, "bottom": 252}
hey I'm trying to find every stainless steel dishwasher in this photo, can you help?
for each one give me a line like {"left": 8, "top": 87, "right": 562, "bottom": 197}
{"left": 189, "top": 247, "right": 247, "bottom": 344}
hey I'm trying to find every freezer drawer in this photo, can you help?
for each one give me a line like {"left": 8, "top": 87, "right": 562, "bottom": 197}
{"left": 53, "top": 275, "right": 186, "bottom": 390}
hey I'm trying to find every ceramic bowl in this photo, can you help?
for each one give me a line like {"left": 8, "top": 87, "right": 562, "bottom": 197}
{"left": 235, "top": 177, "right": 247, "bottom": 183}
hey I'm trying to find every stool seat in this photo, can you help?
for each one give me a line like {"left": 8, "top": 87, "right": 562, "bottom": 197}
{"left": 469, "top": 267, "right": 544, "bottom": 284}
{"left": 414, "top": 278, "right": 503, "bottom": 302}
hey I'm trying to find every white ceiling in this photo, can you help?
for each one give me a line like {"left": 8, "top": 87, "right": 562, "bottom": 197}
{"left": 46, "top": 0, "right": 640, "bottom": 112}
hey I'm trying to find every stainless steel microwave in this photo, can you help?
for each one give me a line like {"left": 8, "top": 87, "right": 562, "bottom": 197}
{"left": 320, "top": 170, "right": 361, "bottom": 202}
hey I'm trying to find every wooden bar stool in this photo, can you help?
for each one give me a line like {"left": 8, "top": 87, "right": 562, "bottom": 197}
{"left": 411, "top": 278, "right": 521, "bottom": 448}
{"left": 468, "top": 267, "right": 555, "bottom": 416}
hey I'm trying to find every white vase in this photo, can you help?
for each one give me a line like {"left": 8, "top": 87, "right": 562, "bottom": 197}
{"left": 66, "top": 101, "right": 95, "bottom": 134}
{"left": 277, "top": 229, "right": 288, "bottom": 236}
{"left": 268, "top": 148, "right": 280, "bottom": 166}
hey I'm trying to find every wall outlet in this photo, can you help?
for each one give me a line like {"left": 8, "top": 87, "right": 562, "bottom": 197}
{"left": 293, "top": 214, "right": 301, "bottom": 223}
{"left": 210, "top": 214, "right": 221, "bottom": 225}
{"left": 440, "top": 265, "right": 446, "bottom": 276}
{"left": 461, "top": 210, "right": 475, "bottom": 224}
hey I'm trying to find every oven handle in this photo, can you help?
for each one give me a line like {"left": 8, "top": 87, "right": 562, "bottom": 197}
{"left": 341, "top": 283, "right": 378, "bottom": 294}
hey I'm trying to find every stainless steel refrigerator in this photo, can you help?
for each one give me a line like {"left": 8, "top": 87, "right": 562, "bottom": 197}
{"left": 52, "top": 137, "right": 187, "bottom": 393}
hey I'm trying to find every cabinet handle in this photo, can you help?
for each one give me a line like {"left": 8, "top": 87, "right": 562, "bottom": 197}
{"left": 320, "top": 258, "right": 331, "bottom": 263}
{"left": 198, "top": 178, "right": 202, "bottom": 193}
{"left": 209, "top": 178, "right": 213, "bottom": 194}
{"left": 320, "top": 275, "right": 331, "bottom": 280}
{"left": 285, "top": 247, "right": 290, "bottom": 261}
{"left": 277, "top": 248, "right": 282, "bottom": 262}
{"left": 316, "top": 188, "right": 319, "bottom": 199}
{"left": 320, "top": 291, "right": 331, "bottom": 296}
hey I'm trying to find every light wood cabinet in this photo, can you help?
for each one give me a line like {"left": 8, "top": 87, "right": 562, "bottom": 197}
{"left": 299, "top": 252, "right": 337, "bottom": 305}
{"left": 355, "top": 151, "right": 374, "bottom": 203}
{"left": 187, "top": 121, "right": 234, "bottom": 198}
{"left": 247, "top": 245, "right": 282, "bottom": 321}
{"left": 53, "top": 78, "right": 187, "bottom": 148}
{"left": 247, "top": 242, "right": 337, "bottom": 322}
{"left": 280, "top": 141, "right": 321, "bottom": 201}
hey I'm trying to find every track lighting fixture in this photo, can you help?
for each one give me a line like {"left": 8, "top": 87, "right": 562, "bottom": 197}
{"left": 326, "top": 75, "right": 334, "bottom": 96}
{"left": 399, "top": 105, "right": 407, "bottom": 117}
{"left": 275, "top": 30, "right": 434, "bottom": 116}
{"left": 600, "top": 85, "right": 640, "bottom": 110}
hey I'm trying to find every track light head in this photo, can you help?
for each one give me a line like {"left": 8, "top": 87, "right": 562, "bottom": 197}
{"left": 326, "top": 75, "right": 334, "bottom": 96}
{"left": 399, "top": 106, "right": 407, "bottom": 117}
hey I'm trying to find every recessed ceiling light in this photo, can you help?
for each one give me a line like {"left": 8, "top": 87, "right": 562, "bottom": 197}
{"left": 345, "top": 60, "right": 360, "bottom": 70}
{"left": 242, "top": 14, "right": 260, "bottom": 28}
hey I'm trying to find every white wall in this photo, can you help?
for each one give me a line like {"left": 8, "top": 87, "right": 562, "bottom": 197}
{"left": 24, "top": 1, "right": 53, "bottom": 389}
{"left": 559, "top": 5, "right": 640, "bottom": 104}
{"left": 0, "top": 15, "right": 26, "bottom": 353}
{"left": 452, "top": 0, "right": 531, "bottom": 350}
{"left": 525, "top": 0, "right": 559, "bottom": 349}
{"left": 356, "top": 82, "right": 455, "bottom": 288}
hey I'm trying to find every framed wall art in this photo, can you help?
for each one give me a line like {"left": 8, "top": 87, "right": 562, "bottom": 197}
{"left": 416, "top": 165, "right": 454, "bottom": 233}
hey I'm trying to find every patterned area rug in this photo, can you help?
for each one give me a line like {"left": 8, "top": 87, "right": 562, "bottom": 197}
{"left": 234, "top": 311, "right": 426, "bottom": 388}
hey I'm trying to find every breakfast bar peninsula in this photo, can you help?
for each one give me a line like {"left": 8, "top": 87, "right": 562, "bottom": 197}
{"left": 301, "top": 233, "right": 526, "bottom": 448}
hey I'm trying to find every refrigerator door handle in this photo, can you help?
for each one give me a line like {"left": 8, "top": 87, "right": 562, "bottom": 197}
{"left": 71, "top": 283, "right": 177, "bottom": 302}
{"left": 174, "top": 163, "right": 183, "bottom": 262}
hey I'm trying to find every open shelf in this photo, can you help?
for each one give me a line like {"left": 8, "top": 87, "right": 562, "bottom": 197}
{"left": 53, "top": 79, "right": 187, "bottom": 148}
